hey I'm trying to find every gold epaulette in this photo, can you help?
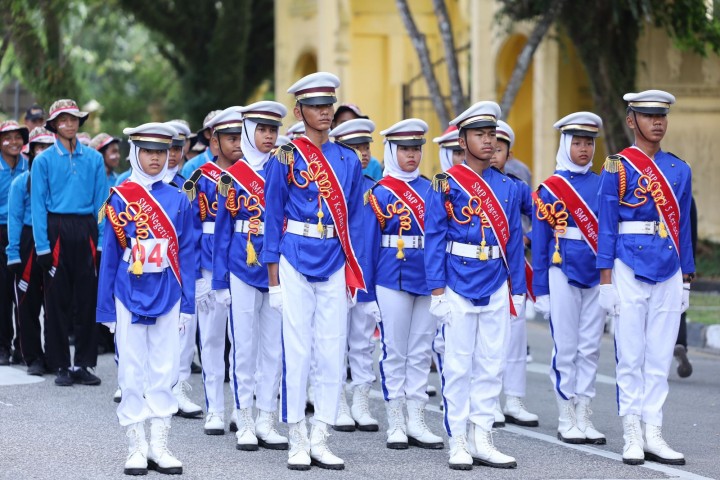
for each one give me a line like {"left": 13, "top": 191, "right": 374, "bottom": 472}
{"left": 363, "top": 189, "right": 372, "bottom": 205}
{"left": 432, "top": 172, "right": 449, "bottom": 192}
{"left": 336, "top": 141, "right": 362, "bottom": 162}
{"left": 183, "top": 170, "right": 202, "bottom": 202}
{"left": 97, "top": 191, "right": 115, "bottom": 224}
{"left": 277, "top": 143, "right": 295, "bottom": 165}
{"left": 603, "top": 155, "right": 622, "bottom": 174}
{"left": 217, "top": 173, "right": 232, "bottom": 197}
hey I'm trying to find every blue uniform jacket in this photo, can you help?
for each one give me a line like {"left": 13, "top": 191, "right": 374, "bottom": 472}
{"left": 262, "top": 141, "right": 366, "bottom": 282}
{"left": 425, "top": 166, "right": 526, "bottom": 303}
{"left": 6, "top": 172, "right": 32, "bottom": 264}
{"left": 358, "top": 175, "right": 378, "bottom": 303}
{"left": 188, "top": 160, "right": 223, "bottom": 276}
{"left": 367, "top": 176, "right": 431, "bottom": 297}
{"left": 597, "top": 149, "right": 694, "bottom": 283}
{"left": 96, "top": 181, "right": 196, "bottom": 324}
{"left": 167, "top": 173, "right": 185, "bottom": 188}
{"left": 531, "top": 170, "right": 600, "bottom": 296}
{"left": 181, "top": 150, "right": 211, "bottom": 179}
{"left": 0, "top": 154, "right": 28, "bottom": 225}
{"left": 31, "top": 141, "right": 107, "bottom": 254}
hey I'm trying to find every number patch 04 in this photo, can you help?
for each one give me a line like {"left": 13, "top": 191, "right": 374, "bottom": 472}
{"left": 130, "top": 238, "right": 169, "bottom": 273}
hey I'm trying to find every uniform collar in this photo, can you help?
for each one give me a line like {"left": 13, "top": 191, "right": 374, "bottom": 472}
{"left": 0, "top": 153, "right": 28, "bottom": 171}
{"left": 54, "top": 138, "right": 87, "bottom": 157}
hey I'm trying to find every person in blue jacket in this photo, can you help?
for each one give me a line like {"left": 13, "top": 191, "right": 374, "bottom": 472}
{"left": 531, "top": 112, "right": 606, "bottom": 446}
{"left": 180, "top": 110, "right": 221, "bottom": 179}
{"left": 164, "top": 120, "right": 191, "bottom": 187}
{"left": 97, "top": 122, "right": 194, "bottom": 476}
{"left": 597, "top": 90, "right": 694, "bottom": 466}
{"left": 425, "top": 101, "right": 525, "bottom": 470}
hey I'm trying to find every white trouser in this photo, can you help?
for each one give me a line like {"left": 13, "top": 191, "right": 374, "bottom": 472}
{"left": 197, "top": 268, "right": 229, "bottom": 414}
{"left": 116, "top": 299, "right": 180, "bottom": 427}
{"left": 432, "top": 323, "right": 445, "bottom": 377}
{"left": 613, "top": 259, "right": 681, "bottom": 426}
{"left": 228, "top": 274, "right": 282, "bottom": 412}
{"left": 279, "top": 256, "right": 347, "bottom": 425}
{"left": 177, "top": 309, "right": 198, "bottom": 383}
{"left": 442, "top": 284, "right": 510, "bottom": 435}
{"left": 377, "top": 286, "right": 434, "bottom": 402}
{"left": 504, "top": 299, "right": 527, "bottom": 397}
{"left": 345, "top": 301, "right": 377, "bottom": 388}
{"left": 547, "top": 267, "right": 605, "bottom": 400}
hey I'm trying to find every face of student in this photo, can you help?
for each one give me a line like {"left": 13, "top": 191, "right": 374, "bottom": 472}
{"left": 569, "top": 136, "right": 595, "bottom": 167}
{"left": 25, "top": 117, "right": 44, "bottom": 130}
{"left": 213, "top": 133, "right": 243, "bottom": 161}
{"left": 356, "top": 143, "right": 371, "bottom": 169}
{"left": 294, "top": 103, "right": 334, "bottom": 132}
{"left": 138, "top": 148, "right": 167, "bottom": 176}
{"left": 254, "top": 124, "right": 279, "bottom": 154}
{"left": 0, "top": 132, "right": 24, "bottom": 158}
{"left": 333, "top": 110, "right": 358, "bottom": 128}
{"left": 490, "top": 141, "right": 511, "bottom": 170}
{"left": 52, "top": 113, "right": 80, "bottom": 141}
{"left": 397, "top": 145, "right": 422, "bottom": 172}
{"left": 627, "top": 111, "right": 667, "bottom": 143}
{"left": 32, "top": 143, "right": 51, "bottom": 157}
{"left": 103, "top": 143, "right": 121, "bottom": 170}
{"left": 452, "top": 149, "right": 465, "bottom": 166}
{"left": 459, "top": 127, "right": 497, "bottom": 161}
{"left": 168, "top": 146, "right": 183, "bottom": 169}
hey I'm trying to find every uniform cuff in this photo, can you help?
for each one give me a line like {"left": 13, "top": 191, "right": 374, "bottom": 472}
{"left": 36, "top": 248, "right": 51, "bottom": 256}
{"left": 212, "top": 279, "right": 229, "bottom": 290}
{"left": 7, "top": 258, "right": 21, "bottom": 266}
{"left": 596, "top": 255, "right": 615, "bottom": 269}
{"left": 96, "top": 309, "right": 116, "bottom": 324}
{"left": 262, "top": 250, "right": 280, "bottom": 264}
{"left": 426, "top": 279, "right": 446, "bottom": 291}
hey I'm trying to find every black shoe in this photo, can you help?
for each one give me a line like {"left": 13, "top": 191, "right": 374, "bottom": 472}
{"left": 10, "top": 348, "right": 24, "bottom": 365}
{"left": 190, "top": 361, "right": 202, "bottom": 374}
{"left": 674, "top": 345, "right": 693, "bottom": 378}
{"left": 0, "top": 348, "right": 9, "bottom": 366}
{"left": 70, "top": 367, "right": 102, "bottom": 386}
{"left": 27, "top": 360, "right": 46, "bottom": 376}
{"left": 55, "top": 369, "right": 73, "bottom": 386}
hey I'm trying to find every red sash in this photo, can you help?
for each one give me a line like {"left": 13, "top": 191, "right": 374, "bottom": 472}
{"left": 525, "top": 258, "right": 535, "bottom": 302}
{"left": 226, "top": 160, "right": 266, "bottom": 209}
{"left": 291, "top": 137, "right": 366, "bottom": 293}
{"left": 199, "top": 162, "right": 223, "bottom": 184}
{"left": 540, "top": 174, "right": 598, "bottom": 255}
{"left": 378, "top": 176, "right": 425, "bottom": 232}
{"left": 112, "top": 181, "right": 182, "bottom": 285}
{"left": 619, "top": 146, "right": 681, "bottom": 253}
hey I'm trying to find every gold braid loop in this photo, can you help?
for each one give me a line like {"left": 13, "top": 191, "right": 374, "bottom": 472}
{"left": 535, "top": 196, "right": 567, "bottom": 264}
{"left": 105, "top": 204, "right": 128, "bottom": 249}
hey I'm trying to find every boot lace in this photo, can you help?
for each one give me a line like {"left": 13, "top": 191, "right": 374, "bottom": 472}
{"left": 355, "top": 386, "right": 371, "bottom": 416}
{"left": 389, "top": 402, "right": 406, "bottom": 433}
{"left": 624, "top": 418, "right": 643, "bottom": 447}
{"left": 240, "top": 408, "right": 254, "bottom": 432}
{"left": 289, "top": 425, "right": 309, "bottom": 456}
{"left": 411, "top": 403, "right": 430, "bottom": 433}
{"left": 646, "top": 426, "right": 670, "bottom": 449}
{"left": 338, "top": 390, "right": 352, "bottom": 418}
{"left": 451, "top": 434, "right": 469, "bottom": 456}
{"left": 127, "top": 427, "right": 146, "bottom": 458}
{"left": 579, "top": 403, "right": 596, "bottom": 430}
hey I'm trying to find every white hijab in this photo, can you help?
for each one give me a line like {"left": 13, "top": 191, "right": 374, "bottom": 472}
{"left": 555, "top": 133, "right": 594, "bottom": 174}
{"left": 128, "top": 141, "right": 169, "bottom": 188}
{"left": 439, "top": 148, "right": 453, "bottom": 172}
{"left": 382, "top": 141, "right": 421, "bottom": 182}
{"left": 163, "top": 165, "right": 179, "bottom": 183}
{"left": 241, "top": 119, "right": 271, "bottom": 171}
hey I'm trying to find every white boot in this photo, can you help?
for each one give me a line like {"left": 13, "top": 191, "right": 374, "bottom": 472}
{"left": 256, "top": 409, "right": 288, "bottom": 450}
{"left": 503, "top": 396, "right": 539, "bottom": 427}
{"left": 287, "top": 420, "right": 311, "bottom": 470}
{"left": 406, "top": 399, "right": 444, "bottom": 449}
{"left": 310, "top": 421, "right": 345, "bottom": 470}
{"left": 147, "top": 418, "right": 182, "bottom": 474}
{"left": 235, "top": 407, "right": 258, "bottom": 451}
{"left": 448, "top": 434, "right": 473, "bottom": 470}
{"left": 644, "top": 423, "right": 685, "bottom": 465}
{"left": 556, "top": 398, "right": 586, "bottom": 444}
{"left": 493, "top": 401, "right": 506, "bottom": 428}
{"left": 333, "top": 387, "right": 355, "bottom": 432}
{"left": 575, "top": 396, "right": 606, "bottom": 444}
{"left": 622, "top": 414, "right": 645, "bottom": 465}
{"left": 172, "top": 381, "right": 203, "bottom": 418}
{"left": 469, "top": 422, "right": 517, "bottom": 468}
{"left": 204, "top": 411, "right": 225, "bottom": 435}
{"left": 124, "top": 422, "right": 148, "bottom": 476}
{"left": 351, "top": 384, "right": 379, "bottom": 431}
{"left": 385, "top": 399, "right": 408, "bottom": 449}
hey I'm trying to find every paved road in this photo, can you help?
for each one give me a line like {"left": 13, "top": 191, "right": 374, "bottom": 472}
{"left": 1, "top": 320, "right": 718, "bottom": 480}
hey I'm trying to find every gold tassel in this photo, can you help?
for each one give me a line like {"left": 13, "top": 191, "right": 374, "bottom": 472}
{"left": 658, "top": 221, "right": 668, "bottom": 239}
{"left": 396, "top": 237, "right": 405, "bottom": 260}
{"left": 552, "top": 237, "right": 562, "bottom": 264}
{"left": 478, "top": 239, "right": 488, "bottom": 261}
{"left": 603, "top": 155, "right": 622, "bottom": 174}
{"left": 98, "top": 205, "right": 106, "bottom": 224}
{"left": 316, "top": 211, "right": 325, "bottom": 233}
{"left": 131, "top": 259, "right": 143, "bottom": 275}
{"left": 217, "top": 174, "right": 232, "bottom": 197}
{"left": 246, "top": 238, "right": 259, "bottom": 266}
{"left": 432, "top": 173, "right": 449, "bottom": 192}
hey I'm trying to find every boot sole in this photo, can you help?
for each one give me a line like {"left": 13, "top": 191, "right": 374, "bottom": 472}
{"left": 147, "top": 460, "right": 182, "bottom": 474}
{"left": 585, "top": 437, "right": 607, "bottom": 445}
{"left": 332, "top": 424, "right": 356, "bottom": 432}
{"left": 449, "top": 463, "right": 472, "bottom": 470}
{"left": 123, "top": 467, "right": 148, "bottom": 475}
{"left": 204, "top": 429, "right": 225, "bottom": 435}
{"left": 492, "top": 421, "right": 505, "bottom": 428}
{"left": 236, "top": 443, "right": 259, "bottom": 451}
{"left": 557, "top": 432, "right": 585, "bottom": 444}
{"left": 287, "top": 463, "right": 311, "bottom": 471}
{"left": 505, "top": 415, "right": 539, "bottom": 427}
{"left": 472, "top": 457, "right": 517, "bottom": 469}
{"left": 175, "top": 409, "right": 203, "bottom": 419}
{"left": 258, "top": 438, "right": 289, "bottom": 450}
{"left": 386, "top": 442, "right": 409, "bottom": 450}
{"left": 355, "top": 422, "right": 379, "bottom": 432}
{"left": 311, "top": 458, "right": 345, "bottom": 470}
{"left": 113, "top": 397, "right": 121, "bottom": 404}
{"left": 644, "top": 451, "right": 685, "bottom": 465}
{"left": 622, "top": 457, "right": 645, "bottom": 465}
{"left": 408, "top": 436, "right": 444, "bottom": 449}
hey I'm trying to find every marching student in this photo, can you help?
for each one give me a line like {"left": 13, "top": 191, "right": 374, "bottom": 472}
{"left": 365, "top": 119, "right": 443, "bottom": 450}
{"left": 97, "top": 122, "right": 194, "bottom": 475}
{"left": 32, "top": 99, "right": 107, "bottom": 386}
{"left": 433, "top": 125, "right": 465, "bottom": 173}
{"left": 328, "top": 118, "right": 380, "bottom": 433}
{"left": 425, "top": 101, "right": 525, "bottom": 470}
{"left": 184, "top": 106, "right": 243, "bottom": 435}
{"left": 213, "top": 101, "right": 289, "bottom": 451}
{"left": 91, "top": 133, "right": 122, "bottom": 188}
{"left": 263, "top": 72, "right": 366, "bottom": 470}
{"left": 531, "top": 113, "right": 606, "bottom": 445}
{"left": 180, "top": 111, "right": 221, "bottom": 179}
{"left": 164, "top": 120, "right": 192, "bottom": 187}
{"left": 597, "top": 91, "right": 693, "bottom": 466}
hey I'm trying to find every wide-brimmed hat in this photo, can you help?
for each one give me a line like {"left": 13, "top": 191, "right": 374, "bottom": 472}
{"left": 0, "top": 120, "right": 29, "bottom": 144}
{"left": 28, "top": 127, "right": 55, "bottom": 145}
{"left": 44, "top": 99, "right": 89, "bottom": 133}
{"left": 90, "top": 133, "right": 120, "bottom": 152}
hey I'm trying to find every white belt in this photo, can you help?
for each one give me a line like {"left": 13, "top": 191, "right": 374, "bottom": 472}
{"left": 446, "top": 241, "right": 502, "bottom": 260}
{"left": 202, "top": 222, "right": 215, "bottom": 234}
{"left": 558, "top": 227, "right": 583, "bottom": 240}
{"left": 618, "top": 221, "right": 663, "bottom": 235}
{"left": 285, "top": 219, "right": 337, "bottom": 239}
{"left": 381, "top": 234, "right": 424, "bottom": 249}
{"left": 235, "top": 220, "right": 264, "bottom": 235}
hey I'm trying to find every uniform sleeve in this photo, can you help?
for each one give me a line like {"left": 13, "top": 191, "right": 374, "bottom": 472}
{"left": 531, "top": 188, "right": 552, "bottom": 296}
{"left": 212, "top": 186, "right": 232, "bottom": 290}
{"left": 348, "top": 157, "right": 367, "bottom": 290}
{"left": 506, "top": 184, "right": 527, "bottom": 295}
{"left": 179, "top": 197, "right": 196, "bottom": 314}
{"left": 189, "top": 186, "right": 203, "bottom": 280}
{"left": 6, "top": 177, "right": 25, "bottom": 264}
{"left": 363, "top": 193, "right": 381, "bottom": 301}
{"left": 424, "top": 184, "right": 448, "bottom": 290}
{"left": 96, "top": 198, "right": 122, "bottom": 323}
{"left": 31, "top": 154, "right": 51, "bottom": 255}
{"left": 94, "top": 152, "right": 109, "bottom": 251}
{"left": 262, "top": 157, "right": 288, "bottom": 264}
{"left": 596, "top": 169, "right": 619, "bottom": 269}
{"left": 679, "top": 167, "right": 695, "bottom": 275}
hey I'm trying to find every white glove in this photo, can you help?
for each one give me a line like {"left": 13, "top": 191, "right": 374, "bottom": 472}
{"left": 512, "top": 294, "right": 526, "bottom": 318}
{"left": 429, "top": 294, "right": 452, "bottom": 326}
{"left": 534, "top": 295, "right": 551, "bottom": 320}
{"left": 598, "top": 284, "right": 620, "bottom": 315}
{"left": 195, "top": 278, "right": 212, "bottom": 314}
{"left": 102, "top": 322, "right": 116, "bottom": 334}
{"left": 680, "top": 283, "right": 690, "bottom": 313}
{"left": 359, "top": 301, "right": 382, "bottom": 323}
{"left": 269, "top": 285, "right": 283, "bottom": 314}
{"left": 179, "top": 313, "right": 193, "bottom": 333}
{"left": 215, "top": 288, "right": 232, "bottom": 306}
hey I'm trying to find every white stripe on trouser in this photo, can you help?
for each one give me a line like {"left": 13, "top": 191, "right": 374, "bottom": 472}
{"left": 613, "top": 259, "right": 681, "bottom": 426}
{"left": 115, "top": 299, "right": 180, "bottom": 427}
{"left": 376, "top": 286, "right": 434, "bottom": 402}
{"left": 176, "top": 310, "right": 198, "bottom": 383}
{"left": 279, "top": 256, "right": 347, "bottom": 425}
{"left": 228, "top": 273, "right": 282, "bottom": 412}
{"left": 503, "top": 298, "right": 527, "bottom": 397}
{"left": 344, "top": 302, "right": 378, "bottom": 387}
{"left": 197, "top": 268, "right": 229, "bottom": 414}
{"left": 442, "top": 284, "right": 510, "bottom": 435}
{"left": 547, "top": 267, "right": 605, "bottom": 400}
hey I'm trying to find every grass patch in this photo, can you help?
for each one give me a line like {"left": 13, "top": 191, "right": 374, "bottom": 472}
{"left": 695, "top": 239, "right": 720, "bottom": 279}
{"left": 687, "top": 292, "right": 720, "bottom": 325}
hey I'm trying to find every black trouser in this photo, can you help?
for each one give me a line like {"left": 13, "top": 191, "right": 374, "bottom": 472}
{"left": 43, "top": 214, "right": 99, "bottom": 370}
{"left": 0, "top": 225, "right": 19, "bottom": 354}
{"left": 676, "top": 312, "right": 687, "bottom": 348}
{"left": 14, "top": 226, "right": 45, "bottom": 366}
